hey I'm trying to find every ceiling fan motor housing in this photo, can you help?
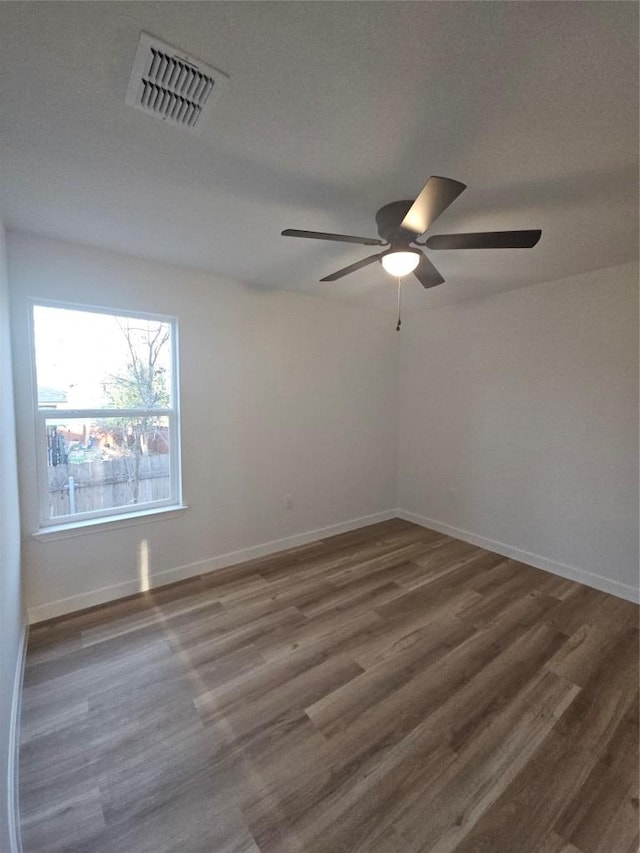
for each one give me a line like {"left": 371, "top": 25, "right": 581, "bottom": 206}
{"left": 375, "top": 200, "right": 416, "bottom": 245}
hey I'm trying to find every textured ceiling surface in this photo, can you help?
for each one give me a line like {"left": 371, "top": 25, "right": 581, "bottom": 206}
{"left": 0, "top": 1, "right": 637, "bottom": 310}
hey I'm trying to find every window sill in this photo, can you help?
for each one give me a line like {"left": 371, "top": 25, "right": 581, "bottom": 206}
{"left": 31, "top": 505, "right": 189, "bottom": 542}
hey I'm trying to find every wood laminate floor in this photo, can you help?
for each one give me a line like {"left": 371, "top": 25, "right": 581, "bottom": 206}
{"left": 20, "top": 520, "right": 639, "bottom": 853}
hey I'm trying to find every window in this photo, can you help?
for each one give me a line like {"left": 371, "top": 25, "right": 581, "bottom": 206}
{"left": 32, "top": 302, "right": 181, "bottom": 529}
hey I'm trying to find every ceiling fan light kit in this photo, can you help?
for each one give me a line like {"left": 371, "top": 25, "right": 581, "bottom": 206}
{"left": 380, "top": 249, "right": 421, "bottom": 277}
{"left": 281, "top": 175, "right": 542, "bottom": 296}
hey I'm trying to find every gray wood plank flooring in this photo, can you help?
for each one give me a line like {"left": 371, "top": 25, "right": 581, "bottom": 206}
{"left": 19, "top": 520, "right": 639, "bottom": 852}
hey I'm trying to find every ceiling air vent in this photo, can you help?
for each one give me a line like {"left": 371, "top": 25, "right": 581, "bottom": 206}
{"left": 125, "top": 32, "right": 228, "bottom": 133}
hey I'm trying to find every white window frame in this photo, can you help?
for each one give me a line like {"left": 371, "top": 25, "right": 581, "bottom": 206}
{"left": 31, "top": 299, "right": 183, "bottom": 530}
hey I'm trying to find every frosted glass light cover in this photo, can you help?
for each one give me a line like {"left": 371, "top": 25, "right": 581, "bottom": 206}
{"left": 381, "top": 251, "right": 420, "bottom": 277}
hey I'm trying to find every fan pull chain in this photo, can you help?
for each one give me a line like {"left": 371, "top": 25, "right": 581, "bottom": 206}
{"left": 396, "top": 277, "right": 402, "bottom": 331}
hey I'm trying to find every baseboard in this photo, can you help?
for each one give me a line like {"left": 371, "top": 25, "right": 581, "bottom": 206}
{"left": 7, "top": 623, "right": 27, "bottom": 853}
{"left": 27, "top": 509, "right": 398, "bottom": 623}
{"left": 397, "top": 509, "right": 640, "bottom": 604}
{"left": 28, "top": 506, "right": 637, "bottom": 622}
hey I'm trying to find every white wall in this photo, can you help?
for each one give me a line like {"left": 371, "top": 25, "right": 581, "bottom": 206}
{"left": 0, "top": 222, "right": 24, "bottom": 852}
{"left": 7, "top": 232, "right": 639, "bottom": 621}
{"left": 8, "top": 233, "right": 398, "bottom": 621}
{"left": 398, "top": 262, "right": 639, "bottom": 602}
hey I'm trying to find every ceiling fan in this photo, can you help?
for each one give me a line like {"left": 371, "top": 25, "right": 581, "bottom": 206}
{"left": 281, "top": 176, "right": 541, "bottom": 289}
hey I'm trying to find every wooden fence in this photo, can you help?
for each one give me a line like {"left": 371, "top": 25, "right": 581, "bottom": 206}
{"left": 48, "top": 455, "right": 171, "bottom": 517}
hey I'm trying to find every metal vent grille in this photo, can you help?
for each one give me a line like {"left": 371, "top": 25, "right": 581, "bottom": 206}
{"left": 125, "top": 33, "right": 227, "bottom": 133}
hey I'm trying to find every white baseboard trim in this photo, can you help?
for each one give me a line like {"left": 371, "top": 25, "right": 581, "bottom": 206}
{"left": 27, "top": 509, "right": 398, "bottom": 623}
{"left": 397, "top": 509, "right": 639, "bottom": 604}
{"left": 7, "top": 623, "right": 27, "bottom": 853}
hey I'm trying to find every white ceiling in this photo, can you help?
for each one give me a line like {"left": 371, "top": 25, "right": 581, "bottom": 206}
{"left": 0, "top": 2, "right": 637, "bottom": 311}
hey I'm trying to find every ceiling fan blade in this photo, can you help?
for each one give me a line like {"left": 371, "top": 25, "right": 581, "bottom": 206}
{"left": 320, "top": 253, "right": 383, "bottom": 282}
{"left": 281, "top": 229, "right": 384, "bottom": 246}
{"left": 426, "top": 229, "right": 542, "bottom": 250}
{"left": 413, "top": 253, "right": 445, "bottom": 289}
{"left": 400, "top": 176, "right": 467, "bottom": 236}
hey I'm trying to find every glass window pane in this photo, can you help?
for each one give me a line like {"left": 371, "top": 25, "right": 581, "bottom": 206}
{"left": 34, "top": 306, "right": 173, "bottom": 409}
{"left": 44, "top": 416, "right": 172, "bottom": 519}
